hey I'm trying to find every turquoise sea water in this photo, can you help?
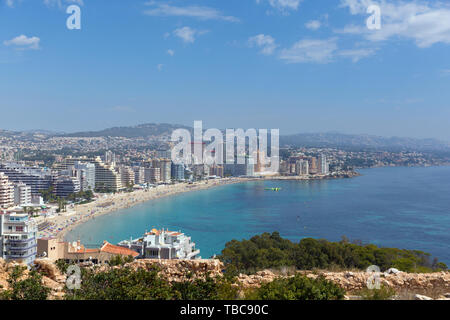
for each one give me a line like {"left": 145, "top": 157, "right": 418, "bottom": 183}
{"left": 66, "top": 166, "right": 450, "bottom": 264}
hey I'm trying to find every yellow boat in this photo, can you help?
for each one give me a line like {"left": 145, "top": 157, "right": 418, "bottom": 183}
{"left": 265, "top": 187, "right": 281, "bottom": 191}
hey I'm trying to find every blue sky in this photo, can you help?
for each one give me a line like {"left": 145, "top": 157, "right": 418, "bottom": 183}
{"left": 1, "top": 0, "right": 450, "bottom": 140}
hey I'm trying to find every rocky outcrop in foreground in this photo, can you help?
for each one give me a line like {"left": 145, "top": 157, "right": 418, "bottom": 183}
{"left": 1, "top": 258, "right": 449, "bottom": 300}
{"left": 119, "top": 259, "right": 224, "bottom": 282}
{"left": 237, "top": 269, "right": 450, "bottom": 299}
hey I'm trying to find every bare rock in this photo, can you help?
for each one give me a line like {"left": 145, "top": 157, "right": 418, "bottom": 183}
{"left": 34, "top": 258, "right": 61, "bottom": 281}
{"left": 125, "top": 259, "right": 224, "bottom": 282}
{"left": 414, "top": 294, "right": 433, "bottom": 300}
{"left": 0, "top": 258, "right": 6, "bottom": 272}
{"left": 385, "top": 268, "right": 401, "bottom": 275}
{"left": 345, "top": 272, "right": 354, "bottom": 278}
{"left": 344, "top": 295, "right": 362, "bottom": 300}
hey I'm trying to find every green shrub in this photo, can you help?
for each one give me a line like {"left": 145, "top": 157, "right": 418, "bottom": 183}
{"left": 171, "top": 274, "right": 239, "bottom": 300}
{"left": 358, "top": 285, "right": 397, "bottom": 300}
{"left": 65, "top": 266, "right": 173, "bottom": 300}
{"left": 218, "top": 232, "right": 448, "bottom": 274}
{"left": 246, "top": 274, "right": 345, "bottom": 300}
{"left": 0, "top": 266, "right": 50, "bottom": 300}
{"left": 64, "top": 266, "right": 240, "bottom": 300}
{"left": 55, "top": 259, "right": 69, "bottom": 273}
{"left": 108, "top": 255, "right": 134, "bottom": 266}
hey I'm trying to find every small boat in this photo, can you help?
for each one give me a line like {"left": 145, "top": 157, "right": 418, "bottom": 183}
{"left": 265, "top": 187, "right": 282, "bottom": 191}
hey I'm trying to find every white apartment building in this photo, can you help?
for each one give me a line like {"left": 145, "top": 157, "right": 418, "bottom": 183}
{"left": 133, "top": 166, "right": 145, "bottom": 184}
{"left": 54, "top": 158, "right": 96, "bottom": 192}
{"left": 318, "top": 155, "right": 329, "bottom": 175}
{"left": 119, "top": 166, "right": 135, "bottom": 187}
{"left": 296, "top": 160, "right": 309, "bottom": 176}
{"left": 145, "top": 167, "right": 161, "bottom": 184}
{"left": 0, "top": 162, "right": 53, "bottom": 196}
{"left": 153, "top": 159, "right": 172, "bottom": 183}
{"left": 13, "top": 182, "right": 32, "bottom": 206}
{"left": 0, "top": 213, "right": 37, "bottom": 265}
{"left": 0, "top": 172, "right": 14, "bottom": 209}
{"left": 73, "top": 162, "right": 96, "bottom": 191}
{"left": 53, "top": 176, "right": 81, "bottom": 198}
{"left": 93, "top": 157, "right": 122, "bottom": 192}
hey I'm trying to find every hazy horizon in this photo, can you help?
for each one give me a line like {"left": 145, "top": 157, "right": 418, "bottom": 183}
{"left": 2, "top": 122, "right": 450, "bottom": 143}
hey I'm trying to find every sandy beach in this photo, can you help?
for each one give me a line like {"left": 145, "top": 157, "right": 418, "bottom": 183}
{"left": 36, "top": 178, "right": 250, "bottom": 241}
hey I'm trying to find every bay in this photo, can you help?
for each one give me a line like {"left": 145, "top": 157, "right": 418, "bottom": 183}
{"left": 66, "top": 166, "right": 450, "bottom": 264}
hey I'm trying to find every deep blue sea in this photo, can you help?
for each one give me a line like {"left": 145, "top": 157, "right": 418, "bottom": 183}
{"left": 66, "top": 166, "right": 450, "bottom": 264}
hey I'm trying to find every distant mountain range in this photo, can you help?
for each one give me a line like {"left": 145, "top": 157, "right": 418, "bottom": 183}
{"left": 1, "top": 124, "right": 449, "bottom": 152}
{"left": 280, "top": 132, "right": 450, "bottom": 152}
{"left": 57, "top": 123, "right": 193, "bottom": 138}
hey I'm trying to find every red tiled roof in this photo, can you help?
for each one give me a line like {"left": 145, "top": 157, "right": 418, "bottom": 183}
{"left": 100, "top": 241, "right": 139, "bottom": 258}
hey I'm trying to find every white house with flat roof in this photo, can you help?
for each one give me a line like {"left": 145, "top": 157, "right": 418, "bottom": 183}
{"left": 118, "top": 228, "right": 200, "bottom": 260}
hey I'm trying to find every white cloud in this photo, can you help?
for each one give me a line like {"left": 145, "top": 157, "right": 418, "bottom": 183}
{"left": 270, "top": 0, "right": 301, "bottom": 10}
{"left": 144, "top": 3, "right": 239, "bottom": 22}
{"left": 5, "top": 0, "right": 83, "bottom": 8}
{"left": 167, "top": 49, "right": 175, "bottom": 56}
{"left": 157, "top": 64, "right": 164, "bottom": 71}
{"left": 339, "top": 0, "right": 450, "bottom": 48}
{"left": 340, "top": 0, "right": 374, "bottom": 14}
{"left": 44, "top": 0, "right": 83, "bottom": 8}
{"left": 256, "top": 0, "right": 302, "bottom": 13}
{"left": 305, "top": 20, "right": 321, "bottom": 30}
{"left": 5, "top": 0, "right": 83, "bottom": 7}
{"left": 338, "top": 47, "right": 377, "bottom": 62}
{"left": 248, "top": 34, "right": 278, "bottom": 55}
{"left": 277, "top": 37, "right": 375, "bottom": 63}
{"left": 173, "top": 27, "right": 195, "bottom": 43}
{"left": 5, "top": 0, "right": 16, "bottom": 7}
{"left": 279, "top": 38, "right": 338, "bottom": 63}
{"left": 173, "top": 27, "right": 206, "bottom": 44}
{"left": 4, "top": 35, "right": 40, "bottom": 50}
{"left": 271, "top": 0, "right": 301, "bottom": 10}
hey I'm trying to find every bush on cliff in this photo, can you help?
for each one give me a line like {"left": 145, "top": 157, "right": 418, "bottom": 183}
{"left": 357, "top": 284, "right": 396, "bottom": 300}
{"left": 0, "top": 266, "right": 50, "bottom": 300}
{"left": 219, "top": 232, "right": 448, "bottom": 274}
{"left": 63, "top": 265, "right": 342, "bottom": 301}
{"left": 108, "top": 255, "right": 134, "bottom": 267}
{"left": 65, "top": 266, "right": 173, "bottom": 300}
{"left": 171, "top": 273, "right": 240, "bottom": 300}
{"left": 64, "top": 266, "right": 239, "bottom": 300}
{"left": 245, "top": 274, "right": 345, "bottom": 300}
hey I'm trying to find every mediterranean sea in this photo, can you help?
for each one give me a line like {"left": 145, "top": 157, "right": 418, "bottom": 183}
{"left": 66, "top": 166, "right": 450, "bottom": 264}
